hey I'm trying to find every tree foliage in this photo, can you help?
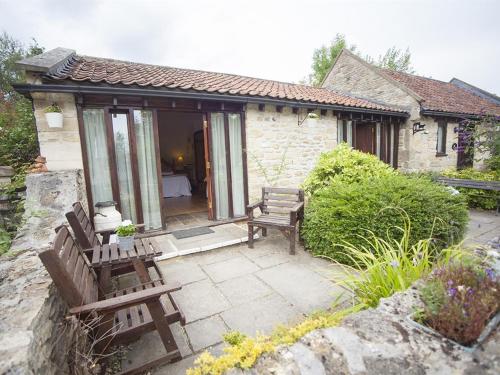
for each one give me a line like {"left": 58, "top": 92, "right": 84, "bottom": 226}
{"left": 0, "top": 32, "right": 43, "bottom": 171}
{"left": 307, "top": 34, "right": 357, "bottom": 86}
{"left": 308, "top": 35, "right": 415, "bottom": 86}
{"left": 376, "top": 46, "right": 414, "bottom": 74}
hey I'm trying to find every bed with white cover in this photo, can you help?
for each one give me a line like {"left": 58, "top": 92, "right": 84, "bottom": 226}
{"left": 162, "top": 174, "right": 192, "bottom": 198}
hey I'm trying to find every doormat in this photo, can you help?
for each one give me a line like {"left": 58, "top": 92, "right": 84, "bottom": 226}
{"left": 172, "top": 226, "right": 214, "bottom": 240}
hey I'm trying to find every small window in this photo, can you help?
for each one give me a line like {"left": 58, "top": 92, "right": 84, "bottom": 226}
{"left": 436, "top": 121, "right": 447, "bottom": 155}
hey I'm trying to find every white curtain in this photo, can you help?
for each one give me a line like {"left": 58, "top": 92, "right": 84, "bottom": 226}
{"left": 134, "top": 110, "right": 162, "bottom": 229}
{"left": 337, "top": 119, "right": 344, "bottom": 144}
{"left": 210, "top": 113, "right": 229, "bottom": 219}
{"left": 112, "top": 113, "right": 137, "bottom": 223}
{"left": 376, "top": 123, "right": 381, "bottom": 158}
{"left": 83, "top": 109, "right": 113, "bottom": 206}
{"left": 346, "top": 120, "right": 353, "bottom": 146}
{"left": 228, "top": 113, "right": 245, "bottom": 216}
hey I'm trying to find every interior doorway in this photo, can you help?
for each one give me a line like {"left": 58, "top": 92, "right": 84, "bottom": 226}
{"left": 157, "top": 110, "right": 248, "bottom": 229}
{"left": 157, "top": 111, "right": 209, "bottom": 230}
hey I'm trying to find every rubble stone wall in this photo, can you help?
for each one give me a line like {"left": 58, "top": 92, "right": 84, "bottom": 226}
{"left": 238, "top": 286, "right": 499, "bottom": 375}
{"left": 0, "top": 170, "right": 88, "bottom": 375}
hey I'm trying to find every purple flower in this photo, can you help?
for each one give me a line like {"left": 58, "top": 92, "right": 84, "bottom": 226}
{"left": 448, "top": 287, "right": 457, "bottom": 297}
{"left": 485, "top": 268, "right": 495, "bottom": 280}
{"left": 447, "top": 280, "right": 454, "bottom": 287}
{"left": 390, "top": 260, "right": 399, "bottom": 268}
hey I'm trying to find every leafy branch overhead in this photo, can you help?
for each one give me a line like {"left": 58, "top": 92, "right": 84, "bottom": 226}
{"left": 0, "top": 32, "right": 43, "bottom": 171}
{"left": 306, "top": 33, "right": 415, "bottom": 86}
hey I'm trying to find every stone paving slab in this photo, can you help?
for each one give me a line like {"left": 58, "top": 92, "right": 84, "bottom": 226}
{"left": 217, "top": 274, "right": 273, "bottom": 306}
{"left": 202, "top": 255, "right": 260, "bottom": 283}
{"left": 170, "top": 279, "right": 231, "bottom": 323}
{"left": 184, "top": 315, "right": 228, "bottom": 352}
{"left": 220, "top": 293, "right": 303, "bottom": 336}
{"left": 256, "top": 262, "right": 343, "bottom": 313}
{"left": 158, "top": 258, "right": 207, "bottom": 286}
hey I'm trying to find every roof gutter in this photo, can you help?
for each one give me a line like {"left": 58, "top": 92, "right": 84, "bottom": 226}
{"left": 420, "top": 109, "right": 482, "bottom": 120}
{"left": 13, "top": 83, "right": 410, "bottom": 118}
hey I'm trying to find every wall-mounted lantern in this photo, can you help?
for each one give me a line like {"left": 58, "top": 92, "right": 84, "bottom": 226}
{"left": 412, "top": 122, "right": 426, "bottom": 135}
{"left": 44, "top": 103, "right": 63, "bottom": 128}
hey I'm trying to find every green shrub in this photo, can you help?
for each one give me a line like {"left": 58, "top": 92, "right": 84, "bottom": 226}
{"left": 302, "top": 143, "right": 396, "bottom": 195}
{"left": 442, "top": 168, "right": 500, "bottom": 210}
{"left": 301, "top": 174, "right": 469, "bottom": 266}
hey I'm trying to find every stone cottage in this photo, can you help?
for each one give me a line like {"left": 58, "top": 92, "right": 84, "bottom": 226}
{"left": 321, "top": 49, "right": 500, "bottom": 171}
{"left": 15, "top": 47, "right": 408, "bottom": 232}
{"left": 15, "top": 47, "right": 499, "bottom": 232}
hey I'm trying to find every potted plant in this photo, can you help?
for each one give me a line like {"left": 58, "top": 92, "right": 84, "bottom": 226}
{"left": 44, "top": 104, "right": 63, "bottom": 128}
{"left": 116, "top": 220, "right": 136, "bottom": 252}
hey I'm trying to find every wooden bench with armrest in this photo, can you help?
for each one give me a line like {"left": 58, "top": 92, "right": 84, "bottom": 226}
{"left": 39, "top": 226, "right": 184, "bottom": 374}
{"left": 247, "top": 187, "right": 304, "bottom": 254}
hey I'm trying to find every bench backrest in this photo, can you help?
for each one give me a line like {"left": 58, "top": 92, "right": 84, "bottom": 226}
{"left": 39, "top": 225, "right": 99, "bottom": 307}
{"left": 66, "top": 202, "right": 100, "bottom": 250}
{"left": 435, "top": 177, "right": 500, "bottom": 192}
{"left": 261, "top": 187, "right": 304, "bottom": 216}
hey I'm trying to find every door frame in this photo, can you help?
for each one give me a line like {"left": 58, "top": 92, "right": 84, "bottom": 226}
{"left": 205, "top": 111, "right": 248, "bottom": 221}
{"left": 78, "top": 102, "right": 249, "bottom": 230}
{"left": 77, "top": 105, "right": 166, "bottom": 229}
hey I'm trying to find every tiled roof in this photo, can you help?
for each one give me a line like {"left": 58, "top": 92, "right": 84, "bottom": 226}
{"left": 382, "top": 69, "right": 500, "bottom": 116}
{"left": 47, "top": 55, "right": 406, "bottom": 114}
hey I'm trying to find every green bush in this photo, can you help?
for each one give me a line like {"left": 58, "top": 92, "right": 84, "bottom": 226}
{"left": 442, "top": 168, "right": 500, "bottom": 210}
{"left": 301, "top": 174, "right": 469, "bottom": 266}
{"left": 302, "top": 143, "right": 396, "bottom": 195}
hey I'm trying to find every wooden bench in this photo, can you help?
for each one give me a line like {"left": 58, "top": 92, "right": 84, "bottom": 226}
{"left": 39, "top": 226, "right": 184, "bottom": 374}
{"left": 247, "top": 187, "right": 304, "bottom": 254}
{"left": 435, "top": 177, "right": 500, "bottom": 214}
{"left": 66, "top": 202, "right": 162, "bottom": 279}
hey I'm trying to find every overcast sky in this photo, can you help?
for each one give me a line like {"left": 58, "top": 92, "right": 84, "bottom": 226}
{"left": 1, "top": 0, "right": 499, "bottom": 94}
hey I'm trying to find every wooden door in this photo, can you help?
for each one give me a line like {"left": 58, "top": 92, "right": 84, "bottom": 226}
{"left": 355, "top": 123, "right": 376, "bottom": 154}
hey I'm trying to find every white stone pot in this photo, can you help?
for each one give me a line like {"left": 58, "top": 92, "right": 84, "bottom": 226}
{"left": 118, "top": 235, "right": 135, "bottom": 252}
{"left": 45, "top": 112, "right": 63, "bottom": 128}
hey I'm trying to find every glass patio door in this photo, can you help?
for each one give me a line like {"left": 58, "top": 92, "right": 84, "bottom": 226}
{"left": 209, "top": 112, "right": 246, "bottom": 220}
{"left": 111, "top": 112, "right": 137, "bottom": 223}
{"left": 82, "top": 108, "right": 162, "bottom": 230}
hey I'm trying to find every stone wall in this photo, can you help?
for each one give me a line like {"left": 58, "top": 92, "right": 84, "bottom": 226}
{"left": 239, "top": 286, "right": 499, "bottom": 375}
{"left": 245, "top": 104, "right": 338, "bottom": 201}
{"left": 30, "top": 91, "right": 83, "bottom": 171}
{"left": 320, "top": 51, "right": 467, "bottom": 172}
{"left": 11, "top": 170, "right": 87, "bottom": 252}
{"left": 321, "top": 51, "right": 420, "bottom": 119}
{"left": 403, "top": 117, "right": 459, "bottom": 171}
{"left": 0, "top": 170, "right": 88, "bottom": 374}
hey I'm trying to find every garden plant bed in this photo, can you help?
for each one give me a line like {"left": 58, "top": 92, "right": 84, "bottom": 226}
{"left": 406, "top": 311, "right": 500, "bottom": 352}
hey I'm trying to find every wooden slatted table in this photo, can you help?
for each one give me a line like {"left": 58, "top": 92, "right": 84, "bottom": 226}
{"left": 91, "top": 238, "right": 162, "bottom": 292}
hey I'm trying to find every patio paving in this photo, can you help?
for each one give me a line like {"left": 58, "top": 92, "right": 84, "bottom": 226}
{"left": 120, "top": 228, "right": 346, "bottom": 374}
{"left": 119, "top": 209, "right": 500, "bottom": 374}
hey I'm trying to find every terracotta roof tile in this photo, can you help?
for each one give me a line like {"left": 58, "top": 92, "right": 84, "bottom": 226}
{"left": 382, "top": 69, "right": 500, "bottom": 116}
{"left": 47, "top": 55, "right": 406, "bottom": 114}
